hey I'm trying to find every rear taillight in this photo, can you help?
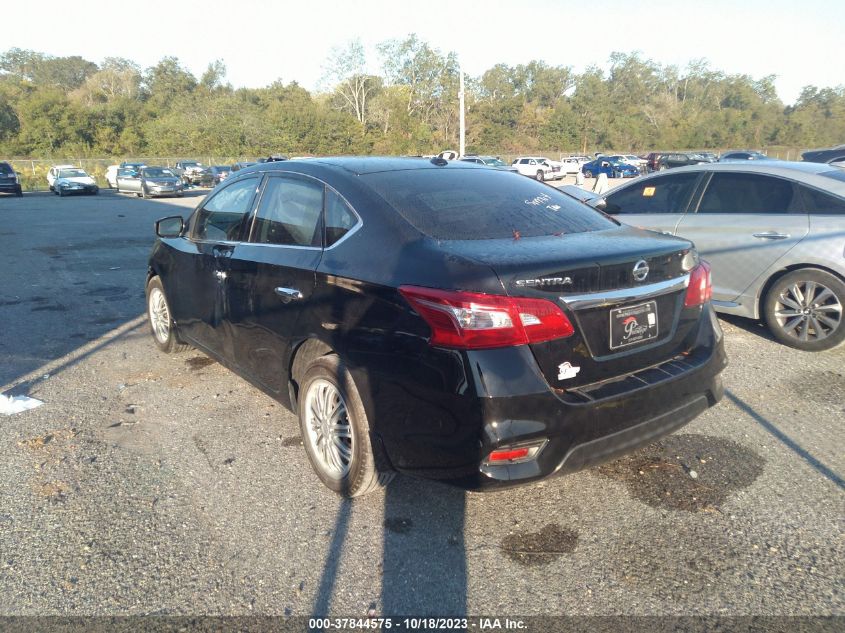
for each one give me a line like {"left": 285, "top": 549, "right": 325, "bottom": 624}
{"left": 684, "top": 261, "right": 713, "bottom": 307}
{"left": 486, "top": 440, "right": 547, "bottom": 464}
{"left": 399, "top": 286, "right": 575, "bottom": 350}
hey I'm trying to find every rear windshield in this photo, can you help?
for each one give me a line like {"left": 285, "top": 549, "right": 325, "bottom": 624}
{"left": 0, "top": 163, "right": 13, "bottom": 174}
{"left": 363, "top": 169, "right": 616, "bottom": 240}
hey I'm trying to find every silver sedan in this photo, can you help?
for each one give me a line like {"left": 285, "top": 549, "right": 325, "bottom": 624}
{"left": 602, "top": 161, "right": 845, "bottom": 351}
{"left": 117, "top": 167, "right": 184, "bottom": 198}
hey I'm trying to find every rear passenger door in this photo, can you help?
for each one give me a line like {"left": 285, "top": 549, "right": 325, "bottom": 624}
{"left": 674, "top": 172, "right": 809, "bottom": 303}
{"left": 603, "top": 171, "right": 702, "bottom": 235}
{"left": 226, "top": 173, "right": 325, "bottom": 394}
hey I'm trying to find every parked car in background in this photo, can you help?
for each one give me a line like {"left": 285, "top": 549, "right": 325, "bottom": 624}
{"left": 47, "top": 164, "right": 77, "bottom": 191}
{"left": 697, "top": 152, "right": 718, "bottom": 162}
{"left": 105, "top": 165, "right": 120, "bottom": 188}
{"left": 200, "top": 165, "right": 232, "bottom": 187}
{"left": 645, "top": 152, "right": 666, "bottom": 172}
{"left": 601, "top": 161, "right": 845, "bottom": 350}
{"left": 559, "top": 156, "right": 589, "bottom": 174}
{"left": 613, "top": 154, "right": 648, "bottom": 171}
{"left": 581, "top": 157, "right": 639, "bottom": 178}
{"left": 52, "top": 167, "right": 98, "bottom": 196}
{"left": 146, "top": 157, "right": 724, "bottom": 496}
{"left": 459, "top": 155, "right": 519, "bottom": 172}
{"left": 802, "top": 144, "right": 845, "bottom": 168}
{"left": 173, "top": 160, "right": 206, "bottom": 185}
{"left": 658, "top": 152, "right": 715, "bottom": 170}
{"left": 232, "top": 161, "right": 257, "bottom": 172}
{"left": 511, "top": 156, "right": 555, "bottom": 181}
{"left": 0, "top": 161, "right": 23, "bottom": 196}
{"left": 719, "top": 150, "right": 770, "bottom": 161}
{"left": 117, "top": 166, "right": 183, "bottom": 198}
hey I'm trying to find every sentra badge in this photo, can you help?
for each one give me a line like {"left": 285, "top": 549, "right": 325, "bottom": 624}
{"left": 516, "top": 277, "right": 573, "bottom": 287}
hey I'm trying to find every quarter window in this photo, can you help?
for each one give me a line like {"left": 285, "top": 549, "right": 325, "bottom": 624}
{"left": 251, "top": 176, "right": 324, "bottom": 247}
{"left": 325, "top": 190, "right": 359, "bottom": 247}
{"left": 193, "top": 177, "right": 258, "bottom": 241}
{"left": 604, "top": 173, "right": 699, "bottom": 215}
{"left": 697, "top": 173, "right": 801, "bottom": 214}
{"left": 800, "top": 186, "right": 845, "bottom": 215}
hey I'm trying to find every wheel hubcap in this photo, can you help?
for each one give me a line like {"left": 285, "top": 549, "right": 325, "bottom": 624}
{"left": 774, "top": 280, "right": 842, "bottom": 342}
{"left": 148, "top": 288, "right": 170, "bottom": 343}
{"left": 304, "top": 379, "right": 353, "bottom": 477}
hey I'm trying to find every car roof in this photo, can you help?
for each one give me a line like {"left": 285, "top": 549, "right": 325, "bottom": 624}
{"left": 271, "top": 156, "right": 486, "bottom": 176}
{"left": 639, "top": 160, "right": 845, "bottom": 195}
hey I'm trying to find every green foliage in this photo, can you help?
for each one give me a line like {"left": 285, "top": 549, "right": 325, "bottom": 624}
{"left": 0, "top": 44, "right": 843, "bottom": 161}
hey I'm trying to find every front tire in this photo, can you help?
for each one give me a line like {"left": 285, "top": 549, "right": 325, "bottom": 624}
{"left": 298, "top": 354, "right": 394, "bottom": 497}
{"left": 763, "top": 268, "right": 845, "bottom": 351}
{"left": 583, "top": 170, "right": 593, "bottom": 178}
{"left": 146, "top": 276, "right": 190, "bottom": 354}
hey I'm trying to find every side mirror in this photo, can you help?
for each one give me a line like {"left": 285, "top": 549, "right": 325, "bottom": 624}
{"left": 155, "top": 216, "right": 184, "bottom": 238}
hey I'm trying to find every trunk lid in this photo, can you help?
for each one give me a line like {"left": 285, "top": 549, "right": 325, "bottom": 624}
{"left": 434, "top": 227, "right": 700, "bottom": 389}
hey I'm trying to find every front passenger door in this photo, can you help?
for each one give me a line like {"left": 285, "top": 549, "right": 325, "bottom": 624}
{"left": 167, "top": 176, "right": 260, "bottom": 355}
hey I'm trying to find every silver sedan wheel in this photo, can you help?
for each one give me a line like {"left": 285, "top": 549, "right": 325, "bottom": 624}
{"left": 304, "top": 379, "right": 353, "bottom": 478}
{"left": 774, "top": 280, "right": 843, "bottom": 343}
{"left": 148, "top": 287, "right": 171, "bottom": 344}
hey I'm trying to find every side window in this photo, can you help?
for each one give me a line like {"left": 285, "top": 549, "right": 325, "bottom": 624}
{"left": 800, "top": 186, "right": 845, "bottom": 215}
{"left": 519, "top": 159, "right": 529, "bottom": 165}
{"left": 193, "top": 177, "right": 258, "bottom": 241}
{"left": 252, "top": 176, "right": 324, "bottom": 247}
{"left": 604, "top": 173, "right": 699, "bottom": 215}
{"left": 698, "top": 173, "right": 801, "bottom": 214}
{"left": 325, "top": 190, "right": 359, "bottom": 247}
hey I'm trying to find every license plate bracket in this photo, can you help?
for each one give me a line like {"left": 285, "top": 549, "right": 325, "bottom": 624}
{"left": 609, "top": 301, "right": 659, "bottom": 349}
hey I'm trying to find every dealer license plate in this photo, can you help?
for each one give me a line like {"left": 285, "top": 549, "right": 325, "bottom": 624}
{"left": 609, "top": 301, "right": 659, "bottom": 349}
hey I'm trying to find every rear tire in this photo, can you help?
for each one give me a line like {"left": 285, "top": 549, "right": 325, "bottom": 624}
{"left": 763, "top": 268, "right": 845, "bottom": 351}
{"left": 584, "top": 170, "right": 593, "bottom": 178}
{"left": 298, "top": 354, "right": 394, "bottom": 497}
{"left": 146, "top": 276, "right": 190, "bottom": 354}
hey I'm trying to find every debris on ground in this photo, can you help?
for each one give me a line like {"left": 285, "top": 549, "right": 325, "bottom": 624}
{"left": 0, "top": 393, "right": 44, "bottom": 416}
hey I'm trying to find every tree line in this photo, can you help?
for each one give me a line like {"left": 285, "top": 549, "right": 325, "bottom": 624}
{"left": 0, "top": 36, "right": 843, "bottom": 159}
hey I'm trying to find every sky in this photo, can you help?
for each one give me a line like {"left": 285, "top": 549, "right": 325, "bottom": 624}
{"left": 4, "top": 0, "right": 843, "bottom": 104}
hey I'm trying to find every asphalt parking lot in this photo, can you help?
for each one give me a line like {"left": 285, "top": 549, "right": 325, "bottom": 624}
{"left": 0, "top": 189, "right": 842, "bottom": 618}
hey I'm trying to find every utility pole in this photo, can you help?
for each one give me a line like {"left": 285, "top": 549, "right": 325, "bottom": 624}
{"left": 459, "top": 68, "right": 465, "bottom": 158}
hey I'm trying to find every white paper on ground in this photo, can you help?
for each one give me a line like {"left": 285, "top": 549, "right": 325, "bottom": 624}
{"left": 0, "top": 393, "right": 44, "bottom": 415}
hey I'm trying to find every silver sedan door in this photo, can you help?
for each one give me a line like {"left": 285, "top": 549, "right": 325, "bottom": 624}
{"left": 117, "top": 169, "right": 141, "bottom": 193}
{"left": 674, "top": 172, "right": 809, "bottom": 304}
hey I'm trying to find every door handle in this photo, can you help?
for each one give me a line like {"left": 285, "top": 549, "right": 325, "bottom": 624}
{"left": 752, "top": 232, "right": 790, "bottom": 240}
{"left": 274, "top": 287, "right": 303, "bottom": 302}
{"left": 214, "top": 270, "right": 227, "bottom": 281}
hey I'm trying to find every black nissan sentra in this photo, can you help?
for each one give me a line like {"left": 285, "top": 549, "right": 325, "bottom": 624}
{"left": 147, "top": 157, "right": 726, "bottom": 496}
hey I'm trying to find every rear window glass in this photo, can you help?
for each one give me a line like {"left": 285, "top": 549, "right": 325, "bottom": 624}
{"left": 363, "top": 169, "right": 615, "bottom": 240}
{"left": 0, "top": 163, "right": 14, "bottom": 174}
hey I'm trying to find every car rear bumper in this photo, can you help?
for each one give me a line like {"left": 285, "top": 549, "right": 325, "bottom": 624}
{"left": 380, "top": 307, "right": 727, "bottom": 490}
{"left": 0, "top": 183, "right": 22, "bottom": 194}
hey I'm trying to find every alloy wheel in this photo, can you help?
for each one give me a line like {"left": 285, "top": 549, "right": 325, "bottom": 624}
{"left": 773, "top": 280, "right": 842, "bottom": 343}
{"left": 148, "top": 287, "right": 171, "bottom": 344}
{"left": 304, "top": 379, "right": 353, "bottom": 478}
